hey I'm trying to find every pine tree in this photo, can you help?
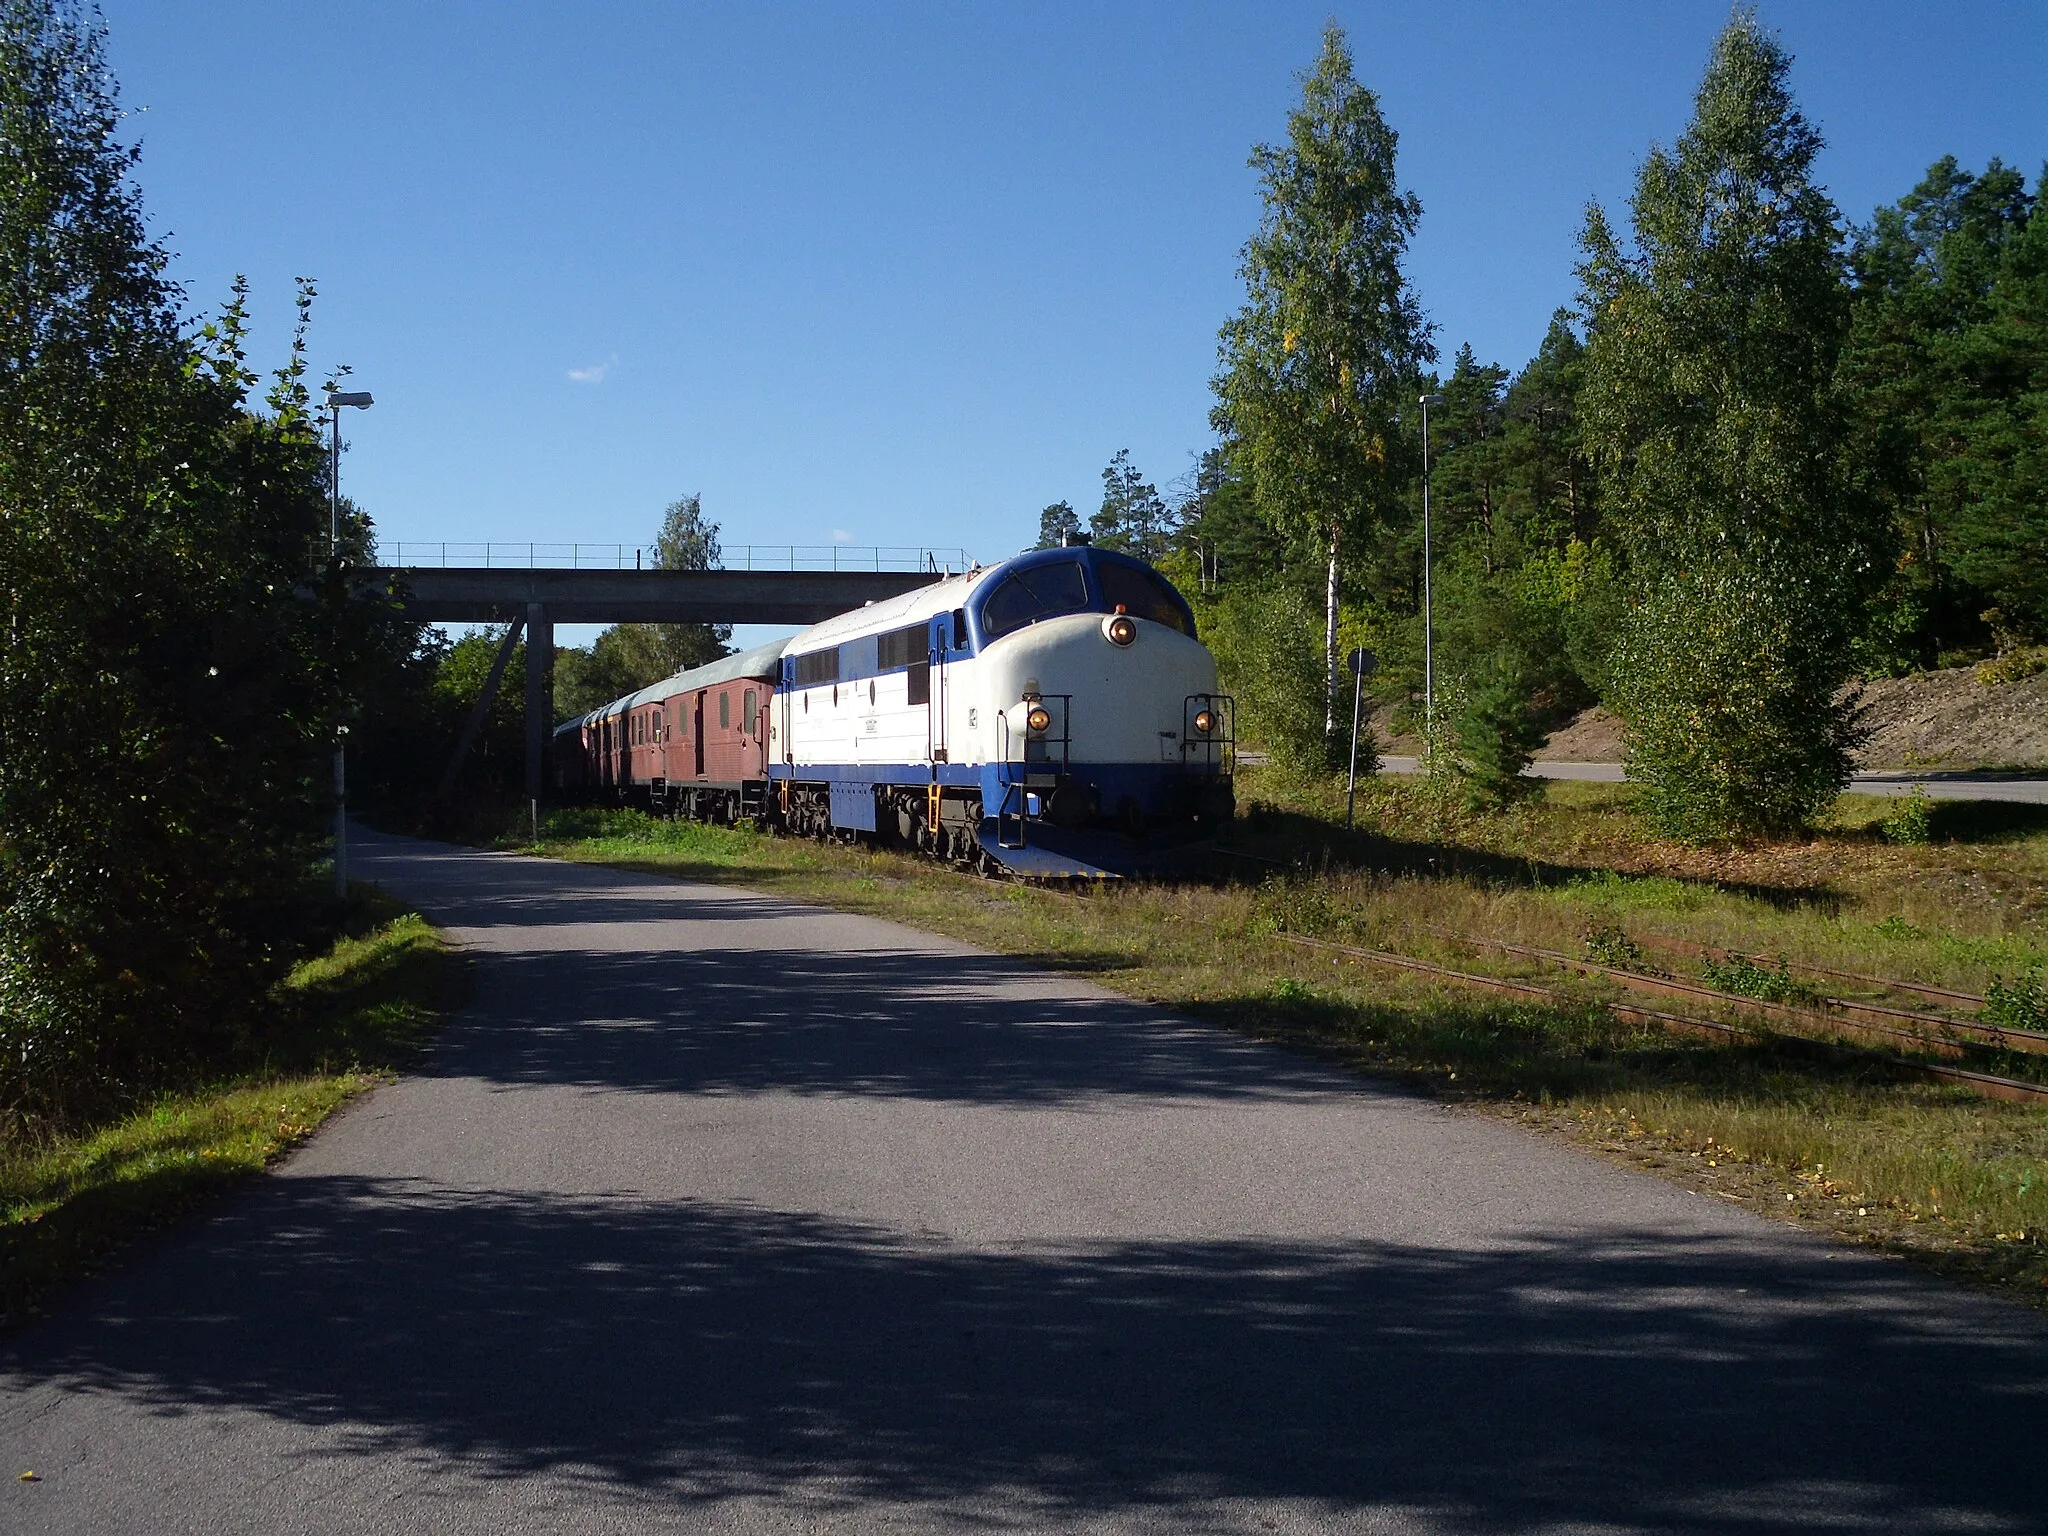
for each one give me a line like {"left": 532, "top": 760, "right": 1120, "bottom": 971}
{"left": 1034, "top": 500, "right": 1079, "bottom": 549}
{"left": 1214, "top": 22, "right": 1433, "bottom": 747}
{"left": 1842, "top": 157, "right": 2040, "bottom": 662}
{"left": 1089, "top": 450, "right": 1172, "bottom": 560}
{"left": 1579, "top": 10, "right": 1882, "bottom": 840}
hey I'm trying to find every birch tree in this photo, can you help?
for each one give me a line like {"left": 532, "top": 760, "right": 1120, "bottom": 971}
{"left": 1214, "top": 22, "right": 1433, "bottom": 743}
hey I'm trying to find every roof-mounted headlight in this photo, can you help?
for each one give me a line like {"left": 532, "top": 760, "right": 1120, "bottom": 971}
{"left": 1103, "top": 612, "right": 1138, "bottom": 647}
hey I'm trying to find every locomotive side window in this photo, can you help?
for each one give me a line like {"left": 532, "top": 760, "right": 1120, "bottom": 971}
{"left": 907, "top": 661, "right": 930, "bottom": 706}
{"left": 1095, "top": 562, "right": 1194, "bottom": 635}
{"left": 877, "top": 623, "right": 924, "bottom": 670}
{"left": 794, "top": 649, "right": 839, "bottom": 686}
{"left": 978, "top": 558, "right": 1089, "bottom": 639}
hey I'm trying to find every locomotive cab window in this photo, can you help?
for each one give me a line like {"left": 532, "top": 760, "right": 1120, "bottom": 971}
{"left": 978, "top": 559, "right": 1089, "bottom": 640}
{"left": 1095, "top": 562, "right": 1194, "bottom": 636}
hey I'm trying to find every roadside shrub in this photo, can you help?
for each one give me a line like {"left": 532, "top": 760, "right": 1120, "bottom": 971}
{"left": 1882, "top": 786, "right": 1934, "bottom": 845}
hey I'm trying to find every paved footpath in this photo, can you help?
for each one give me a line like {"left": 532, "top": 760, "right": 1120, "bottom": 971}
{"left": 4, "top": 829, "right": 2047, "bottom": 1534}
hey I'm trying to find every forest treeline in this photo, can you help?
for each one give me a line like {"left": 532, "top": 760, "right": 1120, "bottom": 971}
{"left": 1069, "top": 25, "right": 2043, "bottom": 833}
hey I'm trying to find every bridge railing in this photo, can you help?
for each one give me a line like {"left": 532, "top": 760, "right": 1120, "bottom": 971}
{"left": 383, "top": 542, "right": 976, "bottom": 574}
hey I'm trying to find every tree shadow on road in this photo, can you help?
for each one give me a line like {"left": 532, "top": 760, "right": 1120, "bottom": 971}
{"left": 431, "top": 943, "right": 1336, "bottom": 1106}
{"left": 6, "top": 1177, "right": 2044, "bottom": 1532}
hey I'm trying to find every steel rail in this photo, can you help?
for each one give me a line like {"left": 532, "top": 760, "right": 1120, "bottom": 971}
{"left": 1412, "top": 928, "right": 2048, "bottom": 1057}
{"left": 1627, "top": 931, "right": 1988, "bottom": 1010}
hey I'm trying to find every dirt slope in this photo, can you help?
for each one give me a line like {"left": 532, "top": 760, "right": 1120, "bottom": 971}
{"left": 1538, "top": 666, "right": 2048, "bottom": 769}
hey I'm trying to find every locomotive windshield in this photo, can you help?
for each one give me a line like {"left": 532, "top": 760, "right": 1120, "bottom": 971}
{"left": 978, "top": 558, "right": 1090, "bottom": 639}
{"left": 1095, "top": 561, "right": 1193, "bottom": 635}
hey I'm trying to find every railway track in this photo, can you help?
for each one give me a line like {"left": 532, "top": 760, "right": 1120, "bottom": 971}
{"left": 1275, "top": 932, "right": 2048, "bottom": 1106}
{"left": 1625, "top": 931, "right": 1988, "bottom": 1010}
{"left": 1412, "top": 927, "right": 2048, "bottom": 1057}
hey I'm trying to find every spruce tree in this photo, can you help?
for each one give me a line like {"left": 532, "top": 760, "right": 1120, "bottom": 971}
{"left": 1579, "top": 10, "right": 1881, "bottom": 840}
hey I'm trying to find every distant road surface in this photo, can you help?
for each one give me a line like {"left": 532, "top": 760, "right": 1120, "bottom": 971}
{"left": 1375, "top": 756, "right": 2048, "bottom": 803}
{"left": 2, "top": 828, "right": 2044, "bottom": 1533}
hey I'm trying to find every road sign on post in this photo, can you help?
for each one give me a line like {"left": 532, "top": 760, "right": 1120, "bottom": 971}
{"left": 1345, "top": 649, "right": 1377, "bottom": 829}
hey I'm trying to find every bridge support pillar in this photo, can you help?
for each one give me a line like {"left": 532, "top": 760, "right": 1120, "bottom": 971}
{"left": 524, "top": 602, "right": 553, "bottom": 808}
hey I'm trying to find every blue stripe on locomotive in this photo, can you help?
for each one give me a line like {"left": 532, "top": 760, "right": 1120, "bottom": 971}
{"left": 767, "top": 758, "right": 1215, "bottom": 818}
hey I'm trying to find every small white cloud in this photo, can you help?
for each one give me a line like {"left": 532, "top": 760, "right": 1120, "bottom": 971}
{"left": 831, "top": 528, "right": 854, "bottom": 543}
{"left": 567, "top": 354, "right": 616, "bottom": 384}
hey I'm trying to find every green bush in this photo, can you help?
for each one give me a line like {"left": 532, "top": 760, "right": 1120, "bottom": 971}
{"left": 1882, "top": 786, "right": 1935, "bottom": 845}
{"left": 1981, "top": 969, "right": 2047, "bottom": 1034}
{"left": 1205, "top": 579, "right": 1350, "bottom": 774}
{"left": 1612, "top": 565, "right": 1866, "bottom": 841}
{"left": 1700, "top": 955, "right": 1819, "bottom": 1008}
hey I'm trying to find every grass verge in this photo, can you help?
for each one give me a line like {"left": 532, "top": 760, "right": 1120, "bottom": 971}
{"left": 493, "top": 784, "right": 2048, "bottom": 1307}
{"left": 0, "top": 893, "right": 461, "bottom": 1327}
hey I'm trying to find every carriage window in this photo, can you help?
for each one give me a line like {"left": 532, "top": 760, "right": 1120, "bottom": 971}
{"left": 742, "top": 688, "right": 757, "bottom": 734}
{"left": 978, "top": 559, "right": 1089, "bottom": 639}
{"left": 1095, "top": 562, "right": 1194, "bottom": 635}
{"left": 719, "top": 691, "right": 730, "bottom": 729}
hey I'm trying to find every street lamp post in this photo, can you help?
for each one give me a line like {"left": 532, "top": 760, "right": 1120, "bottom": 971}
{"left": 1419, "top": 391, "right": 1445, "bottom": 745}
{"left": 326, "top": 388, "right": 373, "bottom": 900}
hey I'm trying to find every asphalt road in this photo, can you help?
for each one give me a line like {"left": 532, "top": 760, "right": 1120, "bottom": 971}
{"left": 4, "top": 828, "right": 2046, "bottom": 1534}
{"left": 1374, "top": 757, "right": 2048, "bottom": 803}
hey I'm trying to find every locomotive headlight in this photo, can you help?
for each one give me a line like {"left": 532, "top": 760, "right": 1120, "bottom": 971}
{"left": 1104, "top": 614, "right": 1138, "bottom": 647}
{"left": 1192, "top": 708, "right": 1217, "bottom": 735}
{"left": 1025, "top": 704, "right": 1052, "bottom": 734}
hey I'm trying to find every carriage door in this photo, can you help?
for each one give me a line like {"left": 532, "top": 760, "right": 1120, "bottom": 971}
{"left": 693, "top": 692, "right": 706, "bottom": 777}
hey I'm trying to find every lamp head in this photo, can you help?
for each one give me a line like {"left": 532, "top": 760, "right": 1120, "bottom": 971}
{"left": 327, "top": 390, "right": 374, "bottom": 410}
{"left": 1419, "top": 392, "right": 1444, "bottom": 408}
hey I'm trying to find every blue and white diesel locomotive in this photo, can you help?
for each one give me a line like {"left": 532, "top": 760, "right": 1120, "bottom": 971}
{"left": 559, "top": 543, "right": 1234, "bottom": 877}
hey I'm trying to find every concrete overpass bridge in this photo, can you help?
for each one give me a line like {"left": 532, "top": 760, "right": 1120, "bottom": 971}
{"left": 367, "top": 545, "right": 970, "bottom": 803}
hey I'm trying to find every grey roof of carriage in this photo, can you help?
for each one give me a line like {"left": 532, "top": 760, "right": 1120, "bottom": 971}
{"left": 556, "top": 636, "right": 792, "bottom": 731}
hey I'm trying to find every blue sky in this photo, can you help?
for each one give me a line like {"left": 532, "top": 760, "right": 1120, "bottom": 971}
{"left": 102, "top": 1, "right": 2045, "bottom": 628}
